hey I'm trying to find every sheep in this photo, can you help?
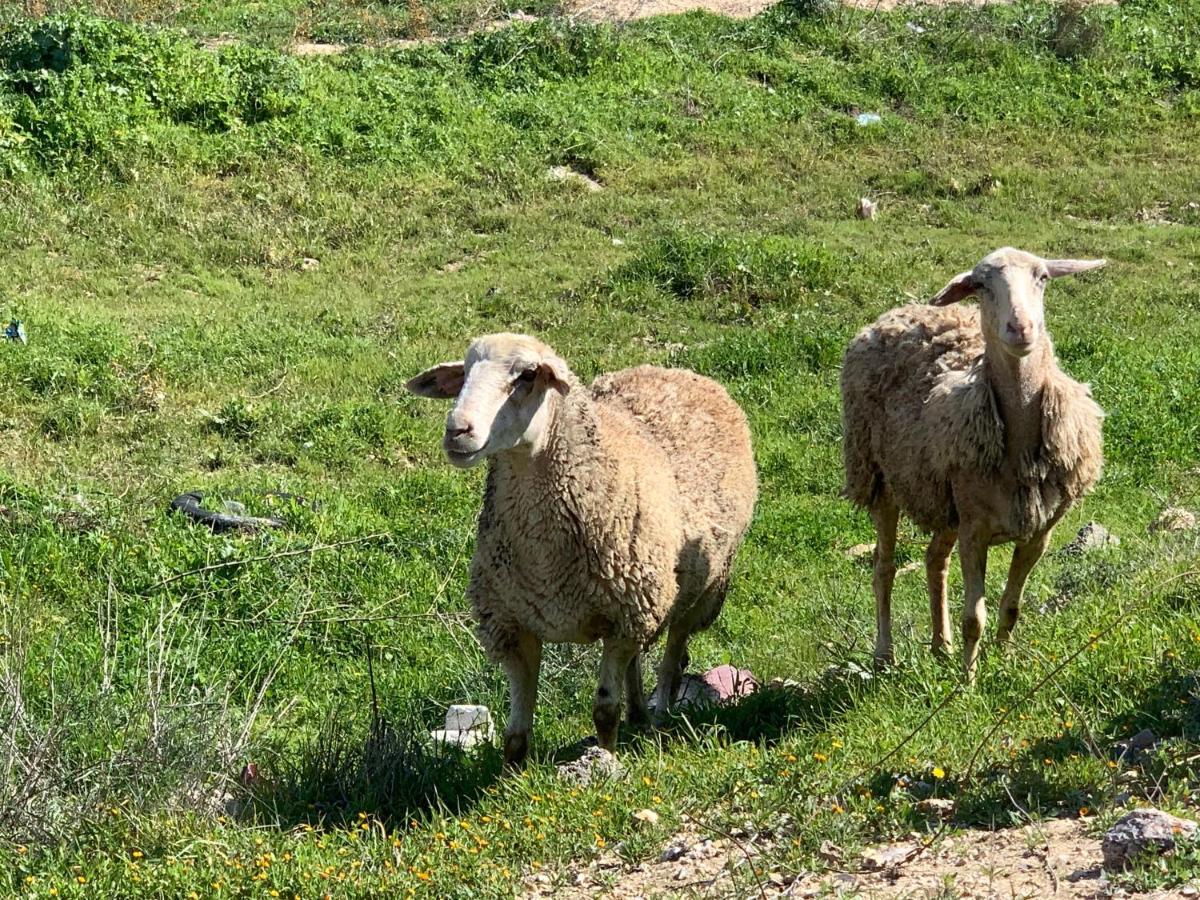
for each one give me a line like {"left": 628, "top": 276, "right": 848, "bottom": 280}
{"left": 840, "top": 248, "right": 1106, "bottom": 682}
{"left": 406, "top": 334, "right": 758, "bottom": 765}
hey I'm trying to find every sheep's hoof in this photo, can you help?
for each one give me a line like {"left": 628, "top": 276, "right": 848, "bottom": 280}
{"left": 872, "top": 651, "right": 894, "bottom": 672}
{"left": 626, "top": 703, "right": 652, "bottom": 731}
{"left": 503, "top": 733, "right": 530, "bottom": 769}
{"left": 594, "top": 705, "right": 620, "bottom": 751}
{"left": 931, "top": 640, "right": 953, "bottom": 661}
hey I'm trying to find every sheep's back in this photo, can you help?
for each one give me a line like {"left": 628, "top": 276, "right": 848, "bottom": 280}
{"left": 841, "top": 304, "right": 985, "bottom": 530}
{"left": 590, "top": 365, "right": 758, "bottom": 551}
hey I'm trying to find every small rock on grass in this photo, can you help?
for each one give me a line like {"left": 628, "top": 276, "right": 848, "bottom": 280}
{"left": 1060, "top": 522, "right": 1119, "bottom": 555}
{"left": 1150, "top": 507, "right": 1197, "bottom": 534}
{"left": 845, "top": 542, "right": 875, "bottom": 560}
{"left": 1102, "top": 808, "right": 1199, "bottom": 871}
{"left": 1109, "top": 728, "right": 1158, "bottom": 762}
{"left": 555, "top": 746, "right": 625, "bottom": 786}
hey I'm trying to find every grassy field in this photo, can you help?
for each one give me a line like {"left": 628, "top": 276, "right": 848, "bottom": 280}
{"left": 1, "top": 0, "right": 1200, "bottom": 896}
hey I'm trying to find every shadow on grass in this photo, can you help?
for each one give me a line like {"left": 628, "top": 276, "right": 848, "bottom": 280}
{"left": 544, "top": 665, "right": 873, "bottom": 765}
{"left": 245, "top": 713, "right": 504, "bottom": 831}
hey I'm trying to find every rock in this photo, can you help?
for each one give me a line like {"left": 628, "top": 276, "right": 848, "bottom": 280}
{"left": 1102, "top": 808, "right": 1198, "bottom": 870}
{"left": 546, "top": 165, "right": 603, "bottom": 193}
{"left": 631, "top": 808, "right": 660, "bottom": 828}
{"left": 701, "top": 665, "right": 757, "bottom": 702}
{"left": 300, "top": 256, "right": 321, "bottom": 271}
{"left": 767, "top": 677, "right": 801, "bottom": 691}
{"left": 1109, "top": 728, "right": 1158, "bottom": 762}
{"left": 444, "top": 705, "right": 493, "bottom": 733}
{"left": 1150, "top": 507, "right": 1197, "bottom": 534}
{"left": 1060, "top": 522, "right": 1119, "bottom": 555}
{"left": 673, "top": 864, "right": 691, "bottom": 881}
{"left": 430, "top": 704, "right": 494, "bottom": 749}
{"left": 555, "top": 746, "right": 625, "bottom": 786}
{"left": 897, "top": 560, "right": 922, "bottom": 576}
{"left": 917, "top": 798, "right": 956, "bottom": 818}
{"left": 861, "top": 843, "right": 917, "bottom": 871}
{"left": 660, "top": 840, "right": 689, "bottom": 862}
{"left": 817, "top": 840, "right": 844, "bottom": 863}
{"left": 845, "top": 542, "right": 875, "bottom": 560}
{"left": 857, "top": 197, "right": 878, "bottom": 220}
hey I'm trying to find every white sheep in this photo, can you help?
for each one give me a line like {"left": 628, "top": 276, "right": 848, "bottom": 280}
{"left": 841, "top": 248, "right": 1105, "bottom": 681}
{"left": 407, "top": 334, "right": 758, "bottom": 765}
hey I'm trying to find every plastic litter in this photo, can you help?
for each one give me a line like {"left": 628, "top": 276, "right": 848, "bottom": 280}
{"left": 855, "top": 112, "right": 882, "bottom": 127}
{"left": 4, "top": 320, "right": 26, "bottom": 343}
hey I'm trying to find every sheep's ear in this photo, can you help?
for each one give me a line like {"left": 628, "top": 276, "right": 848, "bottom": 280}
{"left": 405, "top": 362, "right": 465, "bottom": 399}
{"left": 538, "top": 355, "right": 571, "bottom": 394}
{"left": 929, "top": 270, "right": 980, "bottom": 306}
{"left": 1045, "top": 258, "right": 1106, "bottom": 278}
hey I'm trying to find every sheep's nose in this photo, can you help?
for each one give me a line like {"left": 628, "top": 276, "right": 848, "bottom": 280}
{"left": 1006, "top": 322, "right": 1033, "bottom": 341}
{"left": 447, "top": 424, "right": 473, "bottom": 439}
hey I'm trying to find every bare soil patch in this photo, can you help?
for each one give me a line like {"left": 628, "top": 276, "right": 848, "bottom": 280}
{"left": 528, "top": 817, "right": 1199, "bottom": 898}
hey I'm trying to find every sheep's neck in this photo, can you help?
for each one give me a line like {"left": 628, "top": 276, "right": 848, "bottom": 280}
{"left": 985, "top": 339, "right": 1052, "bottom": 458}
{"left": 492, "top": 391, "right": 615, "bottom": 526}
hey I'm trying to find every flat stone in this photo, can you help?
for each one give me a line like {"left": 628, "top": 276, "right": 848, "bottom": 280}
{"left": 861, "top": 843, "right": 918, "bottom": 871}
{"left": 1102, "top": 808, "right": 1198, "bottom": 870}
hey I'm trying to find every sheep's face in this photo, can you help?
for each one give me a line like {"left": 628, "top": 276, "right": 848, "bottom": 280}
{"left": 930, "top": 248, "right": 1106, "bottom": 359}
{"left": 405, "top": 334, "right": 572, "bottom": 469}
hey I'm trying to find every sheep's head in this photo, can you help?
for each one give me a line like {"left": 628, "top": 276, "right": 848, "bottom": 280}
{"left": 930, "top": 248, "right": 1105, "bottom": 358}
{"left": 405, "top": 333, "right": 573, "bottom": 468}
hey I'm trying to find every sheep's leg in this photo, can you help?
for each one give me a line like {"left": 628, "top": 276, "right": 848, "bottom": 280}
{"left": 926, "top": 529, "right": 957, "bottom": 659}
{"left": 651, "top": 625, "right": 691, "bottom": 718}
{"left": 594, "top": 637, "right": 639, "bottom": 752}
{"left": 500, "top": 631, "right": 542, "bottom": 768}
{"left": 624, "top": 652, "right": 651, "bottom": 729}
{"left": 996, "top": 530, "right": 1051, "bottom": 645}
{"left": 959, "top": 531, "right": 989, "bottom": 684}
{"left": 871, "top": 499, "right": 900, "bottom": 670}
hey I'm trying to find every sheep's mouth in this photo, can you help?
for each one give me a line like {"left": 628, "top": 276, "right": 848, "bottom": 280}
{"left": 444, "top": 441, "right": 488, "bottom": 468}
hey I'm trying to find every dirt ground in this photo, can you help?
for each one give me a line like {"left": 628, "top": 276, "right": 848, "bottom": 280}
{"left": 567, "top": 0, "right": 1007, "bottom": 24}
{"left": 525, "top": 817, "right": 1198, "bottom": 899}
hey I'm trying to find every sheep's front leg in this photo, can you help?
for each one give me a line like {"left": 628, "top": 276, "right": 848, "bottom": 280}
{"left": 624, "top": 652, "right": 651, "bottom": 730}
{"left": 594, "top": 637, "right": 639, "bottom": 751}
{"left": 996, "top": 530, "right": 1052, "bottom": 645}
{"left": 958, "top": 530, "right": 989, "bottom": 684}
{"left": 500, "top": 631, "right": 542, "bottom": 768}
{"left": 871, "top": 499, "right": 899, "bottom": 669}
{"left": 926, "top": 529, "right": 957, "bottom": 659}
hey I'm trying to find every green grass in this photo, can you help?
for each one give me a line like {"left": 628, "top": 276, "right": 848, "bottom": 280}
{"left": 1, "top": 0, "right": 1200, "bottom": 896}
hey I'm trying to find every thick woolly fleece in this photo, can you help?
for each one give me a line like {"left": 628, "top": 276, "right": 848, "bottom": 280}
{"left": 468, "top": 365, "right": 758, "bottom": 661}
{"left": 841, "top": 303, "right": 1103, "bottom": 540}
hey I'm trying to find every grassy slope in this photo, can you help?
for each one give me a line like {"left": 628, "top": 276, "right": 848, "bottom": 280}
{"left": 1, "top": 1, "right": 1200, "bottom": 896}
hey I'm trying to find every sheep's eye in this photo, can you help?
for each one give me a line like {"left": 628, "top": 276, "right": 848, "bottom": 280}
{"left": 516, "top": 368, "right": 538, "bottom": 384}
{"left": 1037, "top": 272, "right": 1049, "bottom": 285}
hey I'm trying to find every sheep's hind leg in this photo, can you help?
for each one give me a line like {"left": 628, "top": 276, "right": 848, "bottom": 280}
{"left": 594, "top": 637, "right": 639, "bottom": 751}
{"left": 650, "top": 625, "right": 690, "bottom": 720}
{"left": 926, "top": 529, "right": 957, "bottom": 659}
{"left": 624, "top": 653, "right": 651, "bottom": 730}
{"left": 500, "top": 631, "right": 542, "bottom": 768}
{"left": 871, "top": 499, "right": 900, "bottom": 670}
{"left": 996, "top": 529, "right": 1051, "bottom": 645}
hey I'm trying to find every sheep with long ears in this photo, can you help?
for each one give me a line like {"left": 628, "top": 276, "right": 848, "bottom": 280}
{"left": 841, "top": 248, "right": 1106, "bottom": 681}
{"left": 407, "top": 334, "right": 757, "bottom": 764}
